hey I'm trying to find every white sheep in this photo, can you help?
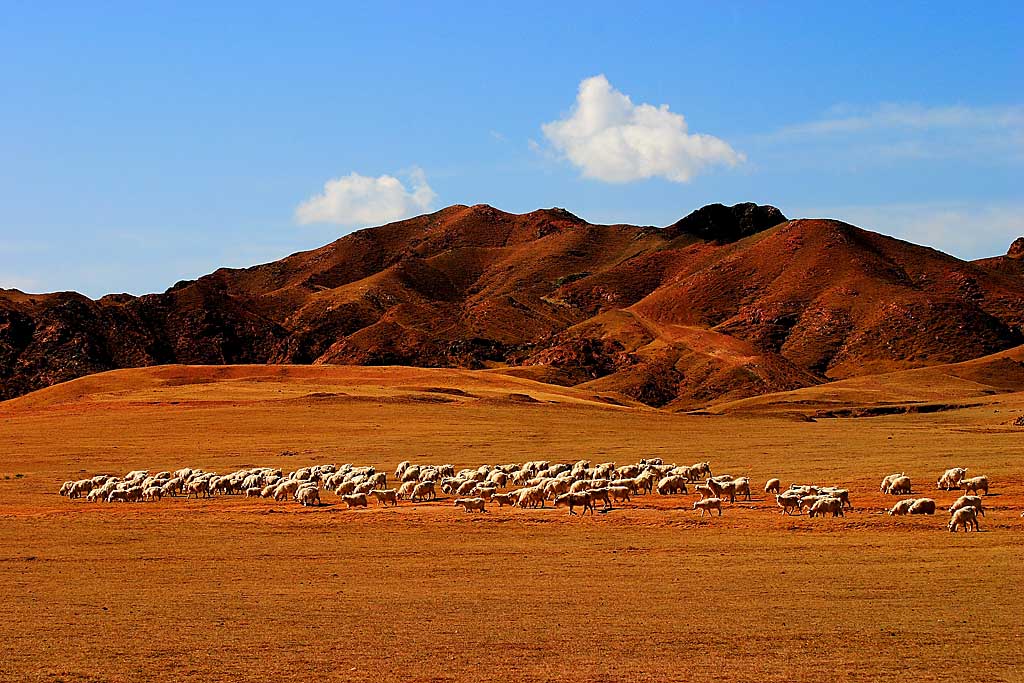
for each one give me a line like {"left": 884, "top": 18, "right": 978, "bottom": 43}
{"left": 949, "top": 495, "right": 985, "bottom": 517}
{"left": 693, "top": 497, "right": 722, "bottom": 517}
{"left": 454, "top": 497, "right": 487, "bottom": 513}
{"left": 937, "top": 467, "right": 968, "bottom": 491}
{"left": 765, "top": 478, "right": 781, "bottom": 495}
{"left": 948, "top": 507, "right": 979, "bottom": 533}
{"left": 809, "top": 497, "right": 844, "bottom": 518}
{"left": 776, "top": 493, "right": 801, "bottom": 515}
{"left": 554, "top": 491, "right": 594, "bottom": 515}
{"left": 370, "top": 489, "right": 398, "bottom": 507}
{"left": 491, "top": 493, "right": 516, "bottom": 507}
{"left": 185, "top": 480, "right": 210, "bottom": 499}
{"left": 588, "top": 487, "right": 612, "bottom": 510}
{"left": 410, "top": 481, "right": 436, "bottom": 502}
{"left": 908, "top": 498, "right": 936, "bottom": 515}
{"left": 880, "top": 473, "right": 904, "bottom": 493}
{"left": 608, "top": 486, "right": 631, "bottom": 504}
{"left": 396, "top": 481, "right": 417, "bottom": 500}
{"left": 657, "top": 475, "right": 688, "bottom": 495}
{"left": 888, "top": 499, "right": 917, "bottom": 516}
{"left": 960, "top": 476, "right": 989, "bottom": 496}
{"left": 886, "top": 476, "right": 912, "bottom": 495}
{"left": 394, "top": 461, "right": 411, "bottom": 480}
{"left": 297, "top": 486, "right": 321, "bottom": 507}
{"left": 342, "top": 493, "right": 368, "bottom": 509}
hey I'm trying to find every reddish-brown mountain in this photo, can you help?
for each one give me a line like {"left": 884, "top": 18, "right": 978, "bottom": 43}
{"left": 3, "top": 203, "right": 1023, "bottom": 408}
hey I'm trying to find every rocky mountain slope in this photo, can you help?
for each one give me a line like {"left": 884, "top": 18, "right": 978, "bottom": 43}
{"left": 3, "top": 202, "right": 1023, "bottom": 408}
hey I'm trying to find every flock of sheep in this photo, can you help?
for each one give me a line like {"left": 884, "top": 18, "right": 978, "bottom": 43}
{"left": 58, "top": 460, "right": 1006, "bottom": 531}
{"left": 878, "top": 467, "right": 990, "bottom": 533}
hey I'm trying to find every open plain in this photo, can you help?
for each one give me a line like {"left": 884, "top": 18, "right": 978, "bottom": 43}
{"left": 2, "top": 364, "right": 1023, "bottom": 682}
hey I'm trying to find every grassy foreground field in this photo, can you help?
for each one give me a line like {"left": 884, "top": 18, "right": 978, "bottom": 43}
{"left": 1, "top": 365, "right": 1023, "bottom": 682}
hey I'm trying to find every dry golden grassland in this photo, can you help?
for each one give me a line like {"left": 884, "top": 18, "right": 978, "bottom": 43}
{"left": 1, "top": 366, "right": 1022, "bottom": 682}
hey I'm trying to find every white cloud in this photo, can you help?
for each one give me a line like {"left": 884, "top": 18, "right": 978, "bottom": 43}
{"left": 295, "top": 168, "right": 437, "bottom": 226}
{"left": 541, "top": 74, "right": 744, "bottom": 183}
{"left": 793, "top": 202, "right": 1024, "bottom": 260}
{"left": 778, "top": 103, "right": 1024, "bottom": 137}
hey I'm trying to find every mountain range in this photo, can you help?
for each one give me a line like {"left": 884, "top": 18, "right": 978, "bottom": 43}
{"left": 3, "top": 202, "right": 1023, "bottom": 408}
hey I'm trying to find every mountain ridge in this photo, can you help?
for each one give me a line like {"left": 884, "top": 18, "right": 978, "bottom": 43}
{"left": 3, "top": 202, "right": 1023, "bottom": 407}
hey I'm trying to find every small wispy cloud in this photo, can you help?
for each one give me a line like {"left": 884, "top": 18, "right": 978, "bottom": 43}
{"left": 541, "top": 74, "right": 744, "bottom": 183}
{"left": 794, "top": 201, "right": 1024, "bottom": 260}
{"left": 765, "top": 103, "right": 1024, "bottom": 164}
{"left": 777, "top": 103, "right": 1024, "bottom": 137}
{"left": 295, "top": 168, "right": 437, "bottom": 227}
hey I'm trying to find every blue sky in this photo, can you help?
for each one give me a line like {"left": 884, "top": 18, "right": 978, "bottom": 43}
{"left": 1, "top": 1, "right": 1021, "bottom": 297}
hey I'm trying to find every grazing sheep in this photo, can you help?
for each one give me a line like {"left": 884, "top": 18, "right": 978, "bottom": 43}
{"left": 569, "top": 479, "right": 591, "bottom": 493}
{"left": 544, "top": 478, "right": 572, "bottom": 499}
{"left": 472, "top": 485, "right": 497, "bottom": 501}
{"left": 411, "top": 481, "right": 436, "bottom": 502}
{"left": 394, "top": 461, "right": 411, "bottom": 480}
{"left": 764, "top": 478, "right": 781, "bottom": 495}
{"left": 402, "top": 466, "right": 421, "bottom": 483}
{"left": 960, "top": 476, "right": 989, "bottom": 496}
{"left": 908, "top": 498, "right": 936, "bottom": 515}
{"left": 588, "top": 487, "right": 612, "bottom": 510}
{"left": 107, "top": 490, "right": 129, "bottom": 503}
{"left": 949, "top": 495, "right": 985, "bottom": 517}
{"left": 636, "top": 471, "right": 657, "bottom": 495}
{"left": 143, "top": 486, "right": 163, "bottom": 502}
{"left": 776, "top": 493, "right": 801, "bottom": 515}
{"left": 397, "top": 481, "right": 417, "bottom": 501}
{"left": 695, "top": 484, "right": 715, "bottom": 500}
{"left": 693, "top": 497, "right": 722, "bottom": 517}
{"left": 124, "top": 486, "right": 144, "bottom": 503}
{"left": 245, "top": 487, "right": 262, "bottom": 498}
{"left": 657, "top": 475, "right": 688, "bottom": 496}
{"left": 798, "top": 495, "right": 825, "bottom": 512}
{"left": 491, "top": 493, "right": 515, "bottom": 507}
{"left": 948, "top": 506, "right": 979, "bottom": 533}
{"left": 809, "top": 497, "right": 844, "bottom": 518}
{"left": 454, "top": 497, "right": 487, "bottom": 513}
{"left": 887, "top": 476, "right": 912, "bottom": 495}
{"left": 553, "top": 492, "right": 594, "bottom": 516}
{"left": 888, "top": 499, "right": 917, "bottom": 516}
{"left": 608, "top": 486, "right": 631, "bottom": 504}
{"left": 615, "top": 478, "right": 640, "bottom": 495}
{"left": 185, "top": 480, "right": 211, "bottom": 499}
{"left": 455, "top": 480, "right": 478, "bottom": 497}
{"left": 68, "top": 480, "right": 95, "bottom": 499}
{"left": 790, "top": 485, "right": 820, "bottom": 498}
{"left": 297, "top": 486, "right": 321, "bottom": 507}
{"left": 718, "top": 481, "right": 738, "bottom": 503}
{"left": 367, "top": 472, "right": 387, "bottom": 490}
{"left": 880, "top": 473, "right": 904, "bottom": 493}
{"left": 370, "top": 489, "right": 398, "bottom": 507}
{"left": 937, "top": 467, "right": 968, "bottom": 491}
{"left": 820, "top": 487, "right": 852, "bottom": 510}
{"left": 342, "top": 493, "right": 368, "bottom": 509}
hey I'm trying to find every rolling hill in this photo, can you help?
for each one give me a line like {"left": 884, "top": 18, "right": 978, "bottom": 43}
{"left": 3, "top": 202, "right": 1023, "bottom": 408}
